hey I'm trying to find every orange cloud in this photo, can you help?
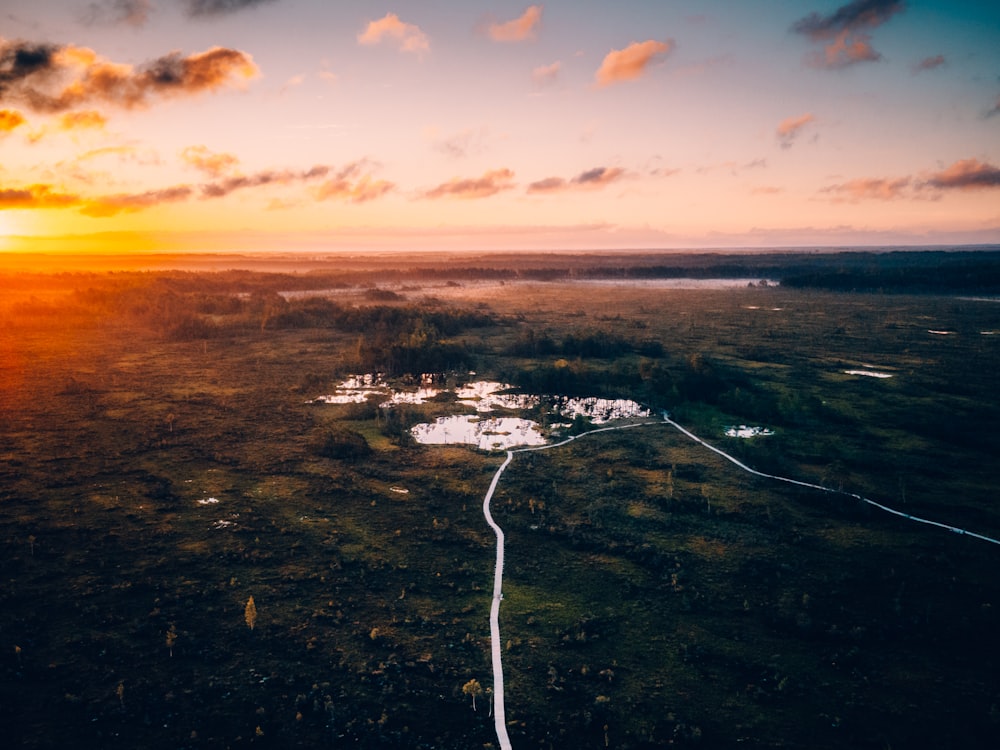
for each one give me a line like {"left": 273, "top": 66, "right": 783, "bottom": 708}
{"left": 924, "top": 159, "right": 1000, "bottom": 190}
{"left": 0, "top": 183, "right": 79, "bottom": 209}
{"left": 0, "top": 108, "right": 26, "bottom": 133}
{"left": 0, "top": 39, "right": 259, "bottom": 112}
{"left": 595, "top": 40, "right": 672, "bottom": 87}
{"left": 357, "top": 13, "right": 429, "bottom": 55}
{"left": 315, "top": 175, "right": 394, "bottom": 203}
{"left": 532, "top": 61, "right": 561, "bottom": 86}
{"left": 527, "top": 166, "right": 626, "bottom": 194}
{"left": 180, "top": 145, "right": 240, "bottom": 177}
{"left": 423, "top": 169, "right": 515, "bottom": 199}
{"left": 488, "top": 5, "right": 543, "bottom": 42}
{"left": 821, "top": 176, "right": 911, "bottom": 201}
{"left": 776, "top": 113, "right": 815, "bottom": 148}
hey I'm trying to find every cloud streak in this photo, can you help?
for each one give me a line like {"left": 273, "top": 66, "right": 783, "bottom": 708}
{"left": 422, "top": 169, "right": 515, "bottom": 199}
{"left": 0, "top": 39, "right": 258, "bottom": 113}
{"left": 595, "top": 39, "right": 673, "bottom": 87}
{"left": 487, "top": 5, "right": 543, "bottom": 42}
{"left": 527, "top": 166, "right": 626, "bottom": 194}
{"left": 792, "top": 0, "right": 904, "bottom": 69}
{"left": 820, "top": 159, "right": 1000, "bottom": 202}
{"left": 821, "top": 176, "right": 911, "bottom": 201}
{"left": 357, "top": 13, "right": 429, "bottom": 55}
{"left": 0, "top": 183, "right": 80, "bottom": 209}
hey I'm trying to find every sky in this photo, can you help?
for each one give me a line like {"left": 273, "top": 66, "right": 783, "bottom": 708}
{"left": 1, "top": 0, "right": 999, "bottom": 254}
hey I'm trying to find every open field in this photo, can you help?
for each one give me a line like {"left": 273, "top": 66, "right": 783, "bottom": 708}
{"left": 2, "top": 253, "right": 999, "bottom": 749}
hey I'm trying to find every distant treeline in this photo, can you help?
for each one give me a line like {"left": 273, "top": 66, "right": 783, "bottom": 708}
{"left": 6, "top": 247, "right": 1000, "bottom": 293}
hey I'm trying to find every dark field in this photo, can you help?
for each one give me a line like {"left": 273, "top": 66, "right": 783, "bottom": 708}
{"left": 1, "top": 252, "right": 999, "bottom": 749}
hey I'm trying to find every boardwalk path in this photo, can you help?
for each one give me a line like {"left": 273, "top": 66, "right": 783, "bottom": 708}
{"left": 481, "top": 414, "right": 999, "bottom": 748}
{"left": 481, "top": 422, "right": 655, "bottom": 750}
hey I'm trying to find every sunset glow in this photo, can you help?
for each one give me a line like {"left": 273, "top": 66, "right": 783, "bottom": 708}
{"left": 1, "top": 0, "right": 999, "bottom": 254}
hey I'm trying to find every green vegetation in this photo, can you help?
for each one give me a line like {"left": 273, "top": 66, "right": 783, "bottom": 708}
{"left": 1, "top": 252, "right": 998, "bottom": 749}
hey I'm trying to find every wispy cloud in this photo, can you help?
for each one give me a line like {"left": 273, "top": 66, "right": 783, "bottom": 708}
{"left": 185, "top": 0, "right": 277, "bottom": 18}
{"left": 81, "top": 0, "right": 153, "bottom": 27}
{"left": 422, "top": 168, "right": 515, "bottom": 199}
{"left": 180, "top": 145, "right": 239, "bottom": 177}
{"left": 912, "top": 54, "right": 945, "bottom": 73}
{"left": 430, "top": 127, "right": 490, "bottom": 159}
{"left": 924, "top": 159, "right": 1000, "bottom": 190}
{"left": 985, "top": 95, "right": 1000, "bottom": 119}
{"left": 821, "top": 176, "right": 911, "bottom": 201}
{"left": 0, "top": 39, "right": 258, "bottom": 113}
{"left": 27, "top": 109, "right": 108, "bottom": 142}
{"left": 776, "top": 113, "right": 815, "bottom": 149}
{"left": 531, "top": 61, "right": 561, "bottom": 87}
{"left": 792, "top": 0, "right": 904, "bottom": 69}
{"left": 595, "top": 39, "right": 673, "bottom": 87}
{"left": 487, "top": 5, "right": 543, "bottom": 42}
{"left": 527, "top": 166, "right": 626, "bottom": 194}
{"left": 82, "top": 186, "right": 193, "bottom": 217}
{"left": 357, "top": 13, "right": 429, "bottom": 55}
{"left": 0, "top": 108, "right": 26, "bottom": 133}
{"left": 314, "top": 163, "right": 395, "bottom": 203}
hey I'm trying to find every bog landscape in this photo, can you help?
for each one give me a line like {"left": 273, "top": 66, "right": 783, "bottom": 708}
{"left": 2, "top": 248, "right": 999, "bottom": 749}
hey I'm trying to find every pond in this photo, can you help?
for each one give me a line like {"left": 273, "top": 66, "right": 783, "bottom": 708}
{"left": 311, "top": 376, "right": 651, "bottom": 450}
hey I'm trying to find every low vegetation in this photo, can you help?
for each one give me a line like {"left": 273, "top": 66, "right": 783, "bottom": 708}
{"left": 1, "top": 250, "right": 998, "bottom": 749}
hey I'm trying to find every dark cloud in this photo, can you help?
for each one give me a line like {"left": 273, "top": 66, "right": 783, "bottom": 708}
{"left": 81, "top": 0, "right": 153, "bottom": 27}
{"left": 924, "top": 159, "right": 1000, "bottom": 190}
{"left": 912, "top": 54, "right": 945, "bottom": 73}
{"left": 0, "top": 39, "right": 258, "bottom": 112}
{"left": 0, "top": 41, "right": 60, "bottom": 94}
{"left": 185, "top": 0, "right": 277, "bottom": 18}
{"left": 792, "top": 0, "right": 905, "bottom": 40}
{"left": 792, "top": 0, "right": 904, "bottom": 69}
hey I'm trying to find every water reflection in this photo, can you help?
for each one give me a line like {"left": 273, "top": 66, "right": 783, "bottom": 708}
{"left": 310, "top": 376, "right": 651, "bottom": 450}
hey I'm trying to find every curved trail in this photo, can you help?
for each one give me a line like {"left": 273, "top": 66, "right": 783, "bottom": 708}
{"left": 662, "top": 413, "right": 1000, "bottom": 546}
{"left": 481, "top": 415, "right": 999, "bottom": 748}
{"left": 481, "top": 421, "right": 654, "bottom": 750}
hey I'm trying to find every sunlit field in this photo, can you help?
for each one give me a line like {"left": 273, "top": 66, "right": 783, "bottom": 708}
{"left": 2, "top": 251, "right": 999, "bottom": 749}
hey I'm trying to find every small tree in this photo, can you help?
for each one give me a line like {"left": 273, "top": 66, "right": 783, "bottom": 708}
{"left": 245, "top": 596, "right": 258, "bottom": 631}
{"left": 462, "top": 679, "right": 483, "bottom": 711}
{"left": 165, "top": 624, "right": 177, "bottom": 657}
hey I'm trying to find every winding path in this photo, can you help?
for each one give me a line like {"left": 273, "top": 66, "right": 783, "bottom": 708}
{"left": 661, "top": 412, "right": 1000, "bottom": 546}
{"left": 481, "top": 421, "right": 655, "bottom": 750}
